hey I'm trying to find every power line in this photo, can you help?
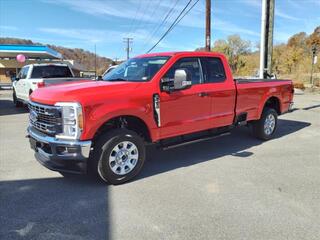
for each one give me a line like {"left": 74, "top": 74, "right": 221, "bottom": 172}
{"left": 130, "top": 0, "right": 153, "bottom": 36}
{"left": 143, "top": 0, "right": 181, "bottom": 52}
{"left": 147, "top": 0, "right": 162, "bottom": 26}
{"left": 146, "top": 0, "right": 200, "bottom": 53}
{"left": 138, "top": 0, "right": 162, "bottom": 51}
{"left": 146, "top": 0, "right": 193, "bottom": 53}
{"left": 127, "top": 0, "right": 143, "bottom": 37}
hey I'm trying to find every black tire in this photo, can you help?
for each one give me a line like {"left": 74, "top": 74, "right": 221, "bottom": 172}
{"left": 252, "top": 107, "right": 278, "bottom": 140}
{"left": 13, "top": 90, "right": 23, "bottom": 107}
{"left": 90, "top": 129, "right": 146, "bottom": 185}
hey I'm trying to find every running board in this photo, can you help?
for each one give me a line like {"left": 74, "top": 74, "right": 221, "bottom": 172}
{"left": 160, "top": 130, "right": 231, "bottom": 150}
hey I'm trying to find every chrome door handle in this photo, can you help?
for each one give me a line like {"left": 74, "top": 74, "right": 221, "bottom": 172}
{"left": 198, "top": 92, "right": 209, "bottom": 97}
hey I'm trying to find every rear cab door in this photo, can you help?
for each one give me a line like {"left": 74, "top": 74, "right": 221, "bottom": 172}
{"left": 200, "top": 56, "right": 236, "bottom": 128}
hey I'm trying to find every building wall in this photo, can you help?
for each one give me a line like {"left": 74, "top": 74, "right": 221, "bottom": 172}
{"left": 72, "top": 69, "right": 80, "bottom": 77}
{"left": 0, "top": 68, "right": 17, "bottom": 83}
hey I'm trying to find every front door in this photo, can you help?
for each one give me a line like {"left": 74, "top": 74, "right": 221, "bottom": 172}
{"left": 15, "top": 66, "right": 29, "bottom": 101}
{"left": 159, "top": 57, "right": 212, "bottom": 139}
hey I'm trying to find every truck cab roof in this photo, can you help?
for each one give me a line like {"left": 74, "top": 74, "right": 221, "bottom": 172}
{"left": 135, "top": 51, "right": 225, "bottom": 58}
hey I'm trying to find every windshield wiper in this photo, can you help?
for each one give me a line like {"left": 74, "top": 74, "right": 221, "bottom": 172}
{"left": 42, "top": 75, "right": 64, "bottom": 78}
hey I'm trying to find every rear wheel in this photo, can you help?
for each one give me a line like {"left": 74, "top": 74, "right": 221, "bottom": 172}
{"left": 90, "top": 129, "right": 146, "bottom": 185}
{"left": 252, "top": 107, "right": 278, "bottom": 140}
{"left": 13, "top": 90, "right": 23, "bottom": 107}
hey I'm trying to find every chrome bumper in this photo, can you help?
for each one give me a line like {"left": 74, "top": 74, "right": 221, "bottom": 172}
{"left": 27, "top": 126, "right": 92, "bottom": 174}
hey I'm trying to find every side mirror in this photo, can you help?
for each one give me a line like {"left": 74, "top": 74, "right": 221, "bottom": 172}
{"left": 13, "top": 77, "right": 20, "bottom": 81}
{"left": 173, "top": 69, "right": 192, "bottom": 90}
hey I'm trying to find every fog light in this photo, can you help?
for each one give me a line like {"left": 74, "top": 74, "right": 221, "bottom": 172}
{"left": 56, "top": 146, "right": 67, "bottom": 155}
{"left": 56, "top": 146, "right": 78, "bottom": 155}
{"left": 67, "top": 147, "right": 77, "bottom": 154}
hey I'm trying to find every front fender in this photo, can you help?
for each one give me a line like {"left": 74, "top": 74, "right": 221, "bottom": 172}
{"left": 12, "top": 81, "right": 17, "bottom": 89}
{"left": 81, "top": 102, "right": 158, "bottom": 141}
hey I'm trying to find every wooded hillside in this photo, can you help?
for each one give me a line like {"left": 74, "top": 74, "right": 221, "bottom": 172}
{"left": 0, "top": 38, "right": 114, "bottom": 75}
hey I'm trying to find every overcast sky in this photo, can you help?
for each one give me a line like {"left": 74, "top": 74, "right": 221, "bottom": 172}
{"left": 0, "top": 0, "right": 319, "bottom": 59}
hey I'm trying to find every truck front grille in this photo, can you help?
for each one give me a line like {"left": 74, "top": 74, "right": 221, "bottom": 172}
{"left": 28, "top": 102, "right": 62, "bottom": 135}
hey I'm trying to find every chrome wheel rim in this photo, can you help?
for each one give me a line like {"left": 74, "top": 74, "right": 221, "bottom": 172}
{"left": 264, "top": 114, "right": 275, "bottom": 135}
{"left": 109, "top": 141, "right": 139, "bottom": 175}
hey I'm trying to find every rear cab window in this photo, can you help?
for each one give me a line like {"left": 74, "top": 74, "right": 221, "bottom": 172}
{"left": 31, "top": 65, "right": 73, "bottom": 78}
{"left": 200, "top": 57, "right": 226, "bottom": 83}
{"left": 18, "top": 66, "right": 29, "bottom": 79}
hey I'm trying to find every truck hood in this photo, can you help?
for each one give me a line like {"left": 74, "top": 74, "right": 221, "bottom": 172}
{"left": 30, "top": 80, "right": 142, "bottom": 105}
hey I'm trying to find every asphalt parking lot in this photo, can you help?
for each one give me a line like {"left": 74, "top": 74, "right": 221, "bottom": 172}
{"left": 0, "top": 89, "right": 320, "bottom": 240}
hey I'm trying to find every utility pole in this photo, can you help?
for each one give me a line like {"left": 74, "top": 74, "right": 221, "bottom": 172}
{"left": 259, "top": 0, "right": 275, "bottom": 79}
{"left": 113, "top": 57, "right": 119, "bottom": 65}
{"left": 310, "top": 45, "right": 317, "bottom": 87}
{"left": 94, "top": 44, "right": 97, "bottom": 79}
{"left": 123, "top": 38, "right": 133, "bottom": 60}
{"left": 266, "top": 0, "right": 274, "bottom": 76}
{"left": 205, "top": 0, "right": 211, "bottom": 51}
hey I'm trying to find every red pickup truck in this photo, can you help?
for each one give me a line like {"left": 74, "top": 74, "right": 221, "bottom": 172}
{"left": 28, "top": 52, "right": 294, "bottom": 184}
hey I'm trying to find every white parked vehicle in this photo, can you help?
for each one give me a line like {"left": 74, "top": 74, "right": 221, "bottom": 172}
{"left": 102, "top": 65, "right": 118, "bottom": 77}
{"left": 13, "top": 63, "right": 83, "bottom": 107}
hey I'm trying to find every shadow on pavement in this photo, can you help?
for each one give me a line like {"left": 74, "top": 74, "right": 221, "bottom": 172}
{"left": 0, "top": 100, "right": 29, "bottom": 116}
{"left": 0, "top": 177, "right": 110, "bottom": 240}
{"left": 137, "top": 119, "right": 311, "bottom": 182}
{"left": 302, "top": 104, "right": 320, "bottom": 110}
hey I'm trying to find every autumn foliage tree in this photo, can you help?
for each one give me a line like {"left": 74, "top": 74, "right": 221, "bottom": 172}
{"left": 200, "top": 26, "right": 320, "bottom": 85}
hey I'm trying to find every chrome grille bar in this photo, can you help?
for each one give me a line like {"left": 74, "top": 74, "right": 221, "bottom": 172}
{"left": 28, "top": 101, "right": 62, "bottom": 135}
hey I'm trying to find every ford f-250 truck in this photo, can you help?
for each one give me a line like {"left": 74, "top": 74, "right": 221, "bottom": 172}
{"left": 27, "top": 52, "right": 294, "bottom": 184}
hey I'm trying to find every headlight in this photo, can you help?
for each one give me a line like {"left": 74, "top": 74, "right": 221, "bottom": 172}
{"left": 55, "top": 102, "right": 83, "bottom": 140}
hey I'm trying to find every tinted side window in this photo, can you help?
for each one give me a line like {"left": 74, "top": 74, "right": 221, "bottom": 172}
{"left": 163, "top": 58, "right": 201, "bottom": 85}
{"left": 19, "top": 66, "right": 29, "bottom": 79}
{"left": 201, "top": 57, "right": 226, "bottom": 83}
{"left": 17, "top": 68, "right": 23, "bottom": 79}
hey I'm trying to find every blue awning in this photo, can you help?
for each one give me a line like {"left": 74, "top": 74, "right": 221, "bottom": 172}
{"left": 0, "top": 45, "right": 62, "bottom": 59}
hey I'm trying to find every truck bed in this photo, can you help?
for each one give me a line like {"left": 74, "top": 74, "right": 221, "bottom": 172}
{"left": 235, "top": 78, "right": 293, "bottom": 121}
{"left": 235, "top": 78, "right": 291, "bottom": 83}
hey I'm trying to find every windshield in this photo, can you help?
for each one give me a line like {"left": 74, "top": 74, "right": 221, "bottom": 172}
{"left": 103, "top": 56, "right": 170, "bottom": 82}
{"left": 31, "top": 65, "right": 73, "bottom": 78}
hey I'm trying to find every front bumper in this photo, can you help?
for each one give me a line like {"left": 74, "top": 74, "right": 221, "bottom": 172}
{"left": 27, "top": 126, "right": 92, "bottom": 174}
{"left": 288, "top": 102, "right": 294, "bottom": 112}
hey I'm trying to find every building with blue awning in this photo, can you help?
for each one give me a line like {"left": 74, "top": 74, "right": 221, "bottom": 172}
{"left": 0, "top": 45, "right": 85, "bottom": 86}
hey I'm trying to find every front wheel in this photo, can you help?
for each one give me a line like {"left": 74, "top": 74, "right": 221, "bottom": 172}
{"left": 13, "top": 90, "right": 23, "bottom": 107}
{"left": 90, "top": 129, "right": 146, "bottom": 185}
{"left": 252, "top": 107, "right": 278, "bottom": 140}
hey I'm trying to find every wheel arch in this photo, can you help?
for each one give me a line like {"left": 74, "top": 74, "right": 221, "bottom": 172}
{"left": 259, "top": 96, "right": 281, "bottom": 118}
{"left": 92, "top": 115, "right": 152, "bottom": 144}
